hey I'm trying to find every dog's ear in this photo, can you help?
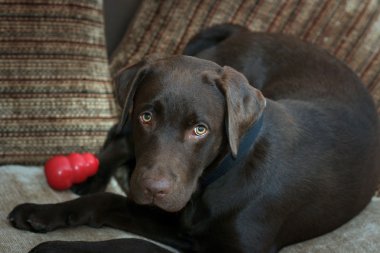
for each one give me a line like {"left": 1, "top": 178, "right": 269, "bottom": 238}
{"left": 214, "top": 66, "right": 266, "bottom": 158}
{"left": 114, "top": 60, "right": 151, "bottom": 132}
{"left": 114, "top": 54, "right": 164, "bottom": 107}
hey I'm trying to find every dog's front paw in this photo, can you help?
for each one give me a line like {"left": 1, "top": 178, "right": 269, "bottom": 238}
{"left": 8, "top": 203, "right": 59, "bottom": 233}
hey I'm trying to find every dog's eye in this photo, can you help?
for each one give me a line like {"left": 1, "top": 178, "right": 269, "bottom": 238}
{"left": 193, "top": 125, "right": 207, "bottom": 136}
{"left": 140, "top": 112, "right": 152, "bottom": 124}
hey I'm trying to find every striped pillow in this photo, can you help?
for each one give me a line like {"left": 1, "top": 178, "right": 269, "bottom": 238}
{"left": 110, "top": 0, "right": 380, "bottom": 195}
{"left": 110, "top": 0, "right": 380, "bottom": 114}
{"left": 0, "top": 0, "right": 117, "bottom": 165}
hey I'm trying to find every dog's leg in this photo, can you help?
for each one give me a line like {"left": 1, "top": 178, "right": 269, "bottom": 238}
{"left": 8, "top": 192, "right": 191, "bottom": 251}
{"left": 28, "top": 238, "right": 173, "bottom": 253}
{"left": 71, "top": 124, "right": 133, "bottom": 195}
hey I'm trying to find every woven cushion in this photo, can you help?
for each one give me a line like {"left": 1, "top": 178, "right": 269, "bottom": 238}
{"left": 0, "top": 166, "right": 177, "bottom": 252}
{"left": 110, "top": 0, "right": 380, "bottom": 195}
{"left": 0, "top": 166, "right": 379, "bottom": 252}
{"left": 0, "top": 0, "right": 117, "bottom": 164}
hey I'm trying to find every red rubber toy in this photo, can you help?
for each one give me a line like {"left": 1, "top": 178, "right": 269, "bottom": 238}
{"left": 44, "top": 153, "right": 99, "bottom": 190}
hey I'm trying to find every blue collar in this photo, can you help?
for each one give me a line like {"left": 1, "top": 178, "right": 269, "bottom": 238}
{"left": 199, "top": 115, "right": 264, "bottom": 188}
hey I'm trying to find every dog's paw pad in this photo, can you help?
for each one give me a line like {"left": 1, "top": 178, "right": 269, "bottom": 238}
{"left": 26, "top": 217, "right": 49, "bottom": 233}
{"left": 8, "top": 203, "right": 52, "bottom": 232}
{"left": 8, "top": 203, "right": 36, "bottom": 230}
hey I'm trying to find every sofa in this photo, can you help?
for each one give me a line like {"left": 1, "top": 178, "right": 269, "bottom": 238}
{"left": 0, "top": 0, "right": 379, "bottom": 252}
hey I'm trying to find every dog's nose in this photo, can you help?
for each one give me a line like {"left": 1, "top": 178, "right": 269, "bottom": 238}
{"left": 142, "top": 177, "right": 171, "bottom": 197}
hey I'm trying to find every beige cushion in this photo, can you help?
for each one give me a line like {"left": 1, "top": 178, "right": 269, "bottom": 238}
{"left": 0, "top": 166, "right": 379, "bottom": 252}
{"left": 282, "top": 198, "right": 380, "bottom": 252}
{"left": 0, "top": 0, "right": 117, "bottom": 165}
{"left": 0, "top": 166, "right": 128, "bottom": 252}
{"left": 0, "top": 165, "right": 176, "bottom": 252}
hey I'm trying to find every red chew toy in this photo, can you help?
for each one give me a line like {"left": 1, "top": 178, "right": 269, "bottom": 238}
{"left": 44, "top": 153, "right": 99, "bottom": 190}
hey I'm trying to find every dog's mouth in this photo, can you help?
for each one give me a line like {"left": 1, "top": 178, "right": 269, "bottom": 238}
{"left": 133, "top": 193, "right": 187, "bottom": 212}
{"left": 128, "top": 186, "right": 191, "bottom": 212}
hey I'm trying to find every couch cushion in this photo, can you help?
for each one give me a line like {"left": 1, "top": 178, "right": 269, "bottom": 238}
{"left": 0, "top": 0, "right": 117, "bottom": 165}
{"left": 281, "top": 198, "right": 380, "bottom": 252}
{"left": 0, "top": 165, "right": 128, "bottom": 252}
{"left": 0, "top": 165, "right": 379, "bottom": 252}
{"left": 0, "top": 165, "right": 176, "bottom": 252}
{"left": 110, "top": 0, "right": 380, "bottom": 195}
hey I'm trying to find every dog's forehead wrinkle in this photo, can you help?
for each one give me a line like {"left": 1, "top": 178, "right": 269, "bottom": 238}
{"left": 157, "top": 92, "right": 222, "bottom": 126}
{"left": 159, "top": 69, "right": 202, "bottom": 90}
{"left": 151, "top": 75, "right": 221, "bottom": 107}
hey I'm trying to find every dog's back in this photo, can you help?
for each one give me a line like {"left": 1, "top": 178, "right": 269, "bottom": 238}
{"left": 184, "top": 24, "right": 379, "bottom": 247}
{"left": 184, "top": 24, "right": 375, "bottom": 107}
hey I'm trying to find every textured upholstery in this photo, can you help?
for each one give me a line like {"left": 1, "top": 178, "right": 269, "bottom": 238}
{"left": 0, "top": 165, "right": 379, "bottom": 252}
{"left": 0, "top": 0, "right": 117, "bottom": 165}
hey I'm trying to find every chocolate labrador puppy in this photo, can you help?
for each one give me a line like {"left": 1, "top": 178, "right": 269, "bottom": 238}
{"left": 8, "top": 24, "right": 379, "bottom": 253}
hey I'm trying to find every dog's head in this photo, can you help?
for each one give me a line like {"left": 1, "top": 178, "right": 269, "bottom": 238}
{"left": 115, "top": 55, "right": 265, "bottom": 212}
